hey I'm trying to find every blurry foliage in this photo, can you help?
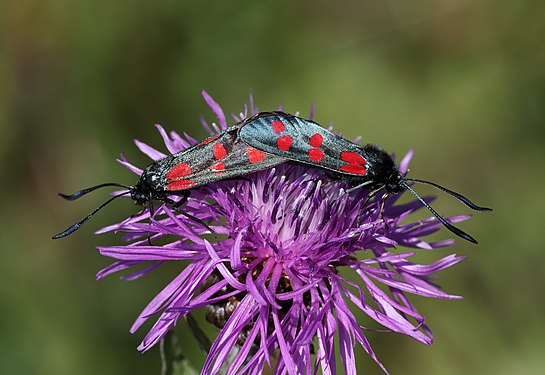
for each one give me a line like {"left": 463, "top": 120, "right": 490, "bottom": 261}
{"left": 1, "top": 0, "right": 544, "bottom": 374}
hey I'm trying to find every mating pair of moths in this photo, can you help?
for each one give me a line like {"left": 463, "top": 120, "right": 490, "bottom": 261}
{"left": 53, "top": 112, "right": 491, "bottom": 243}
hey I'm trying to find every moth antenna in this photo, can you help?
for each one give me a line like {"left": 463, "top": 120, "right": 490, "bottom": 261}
{"left": 406, "top": 178, "right": 492, "bottom": 212}
{"left": 52, "top": 191, "right": 131, "bottom": 239}
{"left": 58, "top": 183, "right": 132, "bottom": 201}
{"left": 401, "top": 181, "right": 478, "bottom": 244}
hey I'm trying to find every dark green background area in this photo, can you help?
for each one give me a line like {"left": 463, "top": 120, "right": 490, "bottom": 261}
{"left": 1, "top": 1, "right": 543, "bottom": 374}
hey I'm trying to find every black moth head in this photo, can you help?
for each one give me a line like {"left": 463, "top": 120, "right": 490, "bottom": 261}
{"left": 131, "top": 175, "right": 153, "bottom": 206}
{"left": 343, "top": 145, "right": 491, "bottom": 244}
{"left": 361, "top": 144, "right": 405, "bottom": 194}
{"left": 53, "top": 161, "right": 175, "bottom": 239}
{"left": 131, "top": 161, "right": 170, "bottom": 206}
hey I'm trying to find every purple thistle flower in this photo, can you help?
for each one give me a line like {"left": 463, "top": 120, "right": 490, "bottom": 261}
{"left": 97, "top": 92, "right": 467, "bottom": 374}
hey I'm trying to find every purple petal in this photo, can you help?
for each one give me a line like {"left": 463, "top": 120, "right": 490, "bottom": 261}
{"left": 134, "top": 139, "right": 166, "bottom": 161}
{"left": 203, "top": 240, "right": 245, "bottom": 290}
{"left": 130, "top": 262, "right": 198, "bottom": 332}
{"left": 272, "top": 311, "right": 297, "bottom": 375}
{"left": 116, "top": 154, "right": 142, "bottom": 175}
{"left": 97, "top": 245, "right": 201, "bottom": 261}
{"left": 399, "top": 149, "right": 414, "bottom": 174}
{"left": 96, "top": 260, "right": 143, "bottom": 280}
{"left": 154, "top": 124, "right": 179, "bottom": 154}
{"left": 204, "top": 295, "right": 256, "bottom": 374}
{"left": 201, "top": 90, "right": 227, "bottom": 129}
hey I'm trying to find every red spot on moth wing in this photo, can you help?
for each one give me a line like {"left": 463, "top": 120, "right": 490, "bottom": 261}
{"left": 213, "top": 143, "right": 227, "bottom": 159}
{"left": 199, "top": 134, "right": 220, "bottom": 146}
{"left": 211, "top": 161, "right": 225, "bottom": 173}
{"left": 166, "top": 163, "right": 192, "bottom": 180}
{"left": 340, "top": 151, "right": 366, "bottom": 164}
{"left": 308, "top": 148, "right": 325, "bottom": 162}
{"left": 309, "top": 133, "right": 323, "bottom": 148}
{"left": 340, "top": 164, "right": 367, "bottom": 175}
{"left": 246, "top": 147, "right": 266, "bottom": 163}
{"left": 277, "top": 135, "right": 293, "bottom": 151}
{"left": 271, "top": 120, "right": 286, "bottom": 134}
{"left": 167, "top": 179, "right": 197, "bottom": 191}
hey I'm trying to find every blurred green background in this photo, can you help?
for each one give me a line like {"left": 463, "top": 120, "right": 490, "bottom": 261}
{"left": 1, "top": 0, "right": 544, "bottom": 374}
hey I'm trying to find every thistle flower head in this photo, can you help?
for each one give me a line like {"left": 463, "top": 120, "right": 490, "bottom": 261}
{"left": 97, "top": 92, "right": 467, "bottom": 374}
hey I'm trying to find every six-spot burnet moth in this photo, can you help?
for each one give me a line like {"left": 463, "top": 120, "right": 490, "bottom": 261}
{"left": 239, "top": 111, "right": 492, "bottom": 244}
{"left": 52, "top": 117, "right": 287, "bottom": 239}
{"left": 54, "top": 111, "right": 491, "bottom": 243}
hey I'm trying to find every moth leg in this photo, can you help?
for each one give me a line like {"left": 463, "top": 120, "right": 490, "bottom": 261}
{"left": 166, "top": 192, "right": 219, "bottom": 242}
{"left": 172, "top": 191, "right": 189, "bottom": 209}
{"left": 147, "top": 195, "right": 155, "bottom": 246}
{"left": 378, "top": 192, "right": 390, "bottom": 231}
{"left": 356, "top": 187, "right": 383, "bottom": 227}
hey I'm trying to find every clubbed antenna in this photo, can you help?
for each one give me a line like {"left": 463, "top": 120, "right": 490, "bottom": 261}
{"left": 406, "top": 178, "right": 492, "bottom": 212}
{"left": 400, "top": 181, "right": 480, "bottom": 244}
{"left": 53, "top": 183, "right": 132, "bottom": 239}
{"left": 58, "top": 183, "right": 132, "bottom": 201}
